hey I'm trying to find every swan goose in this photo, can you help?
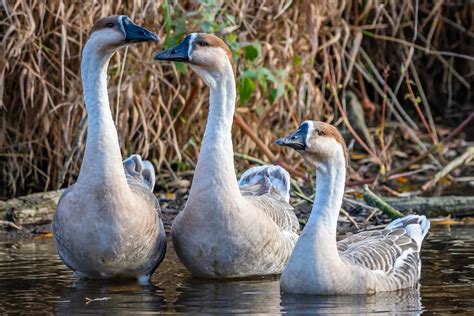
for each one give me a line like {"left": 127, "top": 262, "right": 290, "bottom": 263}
{"left": 52, "top": 16, "right": 166, "bottom": 282}
{"left": 154, "top": 33, "right": 299, "bottom": 278}
{"left": 276, "top": 121, "right": 430, "bottom": 294}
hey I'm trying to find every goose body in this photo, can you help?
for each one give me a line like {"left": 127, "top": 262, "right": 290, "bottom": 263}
{"left": 52, "top": 16, "right": 166, "bottom": 281}
{"left": 155, "top": 34, "right": 299, "bottom": 278}
{"left": 276, "top": 121, "right": 430, "bottom": 294}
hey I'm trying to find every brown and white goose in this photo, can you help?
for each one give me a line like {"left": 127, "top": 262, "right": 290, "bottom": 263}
{"left": 53, "top": 16, "right": 166, "bottom": 282}
{"left": 276, "top": 121, "right": 430, "bottom": 294}
{"left": 154, "top": 34, "right": 299, "bottom": 278}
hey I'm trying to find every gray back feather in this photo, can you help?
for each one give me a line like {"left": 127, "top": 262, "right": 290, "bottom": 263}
{"left": 123, "top": 154, "right": 156, "bottom": 191}
{"left": 244, "top": 194, "right": 299, "bottom": 235}
{"left": 123, "top": 154, "right": 161, "bottom": 218}
{"left": 239, "top": 165, "right": 298, "bottom": 236}
{"left": 338, "top": 215, "right": 430, "bottom": 288}
{"left": 239, "top": 165, "right": 291, "bottom": 202}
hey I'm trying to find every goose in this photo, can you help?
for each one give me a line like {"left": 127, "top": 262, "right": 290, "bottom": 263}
{"left": 276, "top": 121, "right": 430, "bottom": 294}
{"left": 52, "top": 16, "right": 166, "bottom": 282}
{"left": 154, "top": 33, "right": 299, "bottom": 278}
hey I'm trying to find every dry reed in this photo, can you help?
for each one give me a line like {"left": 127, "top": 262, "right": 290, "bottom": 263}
{"left": 0, "top": 0, "right": 472, "bottom": 199}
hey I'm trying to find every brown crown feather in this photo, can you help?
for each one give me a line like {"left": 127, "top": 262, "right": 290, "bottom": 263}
{"left": 89, "top": 16, "right": 122, "bottom": 36}
{"left": 315, "top": 122, "right": 349, "bottom": 167}
{"left": 196, "top": 33, "right": 236, "bottom": 77}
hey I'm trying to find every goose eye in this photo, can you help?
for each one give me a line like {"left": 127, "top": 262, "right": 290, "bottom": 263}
{"left": 198, "top": 40, "right": 209, "bottom": 47}
{"left": 106, "top": 22, "right": 114, "bottom": 28}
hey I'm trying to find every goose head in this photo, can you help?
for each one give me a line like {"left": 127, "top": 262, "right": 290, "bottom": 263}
{"left": 154, "top": 33, "right": 234, "bottom": 88}
{"left": 276, "top": 121, "right": 348, "bottom": 168}
{"left": 87, "top": 16, "right": 159, "bottom": 54}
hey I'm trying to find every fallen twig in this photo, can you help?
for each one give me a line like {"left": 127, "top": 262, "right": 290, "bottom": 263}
{"left": 340, "top": 208, "right": 360, "bottom": 229}
{"left": 383, "top": 196, "right": 474, "bottom": 217}
{"left": 85, "top": 297, "right": 112, "bottom": 305}
{"left": 234, "top": 152, "right": 266, "bottom": 166}
{"left": 389, "top": 112, "right": 474, "bottom": 176}
{"left": 0, "top": 220, "right": 23, "bottom": 230}
{"left": 363, "top": 185, "right": 404, "bottom": 219}
{"left": 421, "top": 146, "right": 474, "bottom": 191}
{"left": 0, "top": 190, "right": 63, "bottom": 225}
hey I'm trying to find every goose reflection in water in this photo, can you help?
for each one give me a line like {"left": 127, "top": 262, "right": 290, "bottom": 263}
{"left": 281, "top": 287, "right": 422, "bottom": 315}
{"left": 55, "top": 280, "right": 165, "bottom": 315}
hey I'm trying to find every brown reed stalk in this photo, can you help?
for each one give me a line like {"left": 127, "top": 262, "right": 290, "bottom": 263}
{"left": 0, "top": 0, "right": 472, "bottom": 199}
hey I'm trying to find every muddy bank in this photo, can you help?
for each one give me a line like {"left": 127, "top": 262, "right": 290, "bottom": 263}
{"left": 2, "top": 186, "right": 474, "bottom": 241}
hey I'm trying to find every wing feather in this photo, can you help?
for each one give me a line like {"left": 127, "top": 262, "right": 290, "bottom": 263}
{"left": 239, "top": 165, "right": 299, "bottom": 236}
{"left": 338, "top": 215, "right": 429, "bottom": 281}
{"left": 239, "top": 165, "right": 291, "bottom": 202}
{"left": 244, "top": 194, "right": 299, "bottom": 235}
{"left": 123, "top": 154, "right": 156, "bottom": 191}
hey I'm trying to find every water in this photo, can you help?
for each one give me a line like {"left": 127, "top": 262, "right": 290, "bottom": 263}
{"left": 0, "top": 225, "right": 473, "bottom": 314}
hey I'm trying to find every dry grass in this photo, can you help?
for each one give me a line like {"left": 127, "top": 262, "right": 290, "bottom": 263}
{"left": 0, "top": 0, "right": 472, "bottom": 199}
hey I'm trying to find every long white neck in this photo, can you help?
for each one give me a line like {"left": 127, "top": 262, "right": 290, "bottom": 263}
{"left": 76, "top": 41, "right": 128, "bottom": 190}
{"left": 303, "top": 150, "right": 346, "bottom": 259}
{"left": 188, "top": 60, "right": 240, "bottom": 200}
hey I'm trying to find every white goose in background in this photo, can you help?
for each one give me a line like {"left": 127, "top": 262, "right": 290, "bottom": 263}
{"left": 276, "top": 121, "right": 430, "bottom": 294}
{"left": 53, "top": 16, "right": 166, "bottom": 282}
{"left": 154, "top": 34, "right": 299, "bottom": 278}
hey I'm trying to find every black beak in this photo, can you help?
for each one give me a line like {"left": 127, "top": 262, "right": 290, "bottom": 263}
{"left": 154, "top": 35, "right": 191, "bottom": 62}
{"left": 122, "top": 16, "right": 160, "bottom": 43}
{"left": 275, "top": 124, "right": 308, "bottom": 151}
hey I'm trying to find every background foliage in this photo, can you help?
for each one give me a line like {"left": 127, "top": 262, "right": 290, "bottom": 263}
{"left": 1, "top": 0, "right": 472, "bottom": 199}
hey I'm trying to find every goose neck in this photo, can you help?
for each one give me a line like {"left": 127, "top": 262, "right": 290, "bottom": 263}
{"left": 189, "top": 61, "right": 239, "bottom": 200}
{"left": 306, "top": 156, "right": 346, "bottom": 237}
{"left": 76, "top": 42, "right": 128, "bottom": 190}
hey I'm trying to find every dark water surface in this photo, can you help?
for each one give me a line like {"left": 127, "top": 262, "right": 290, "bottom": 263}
{"left": 0, "top": 225, "right": 473, "bottom": 314}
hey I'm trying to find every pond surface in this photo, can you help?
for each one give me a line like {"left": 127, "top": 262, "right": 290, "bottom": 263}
{"left": 0, "top": 225, "right": 473, "bottom": 314}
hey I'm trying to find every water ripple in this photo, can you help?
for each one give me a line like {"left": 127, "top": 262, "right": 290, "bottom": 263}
{"left": 0, "top": 225, "right": 473, "bottom": 314}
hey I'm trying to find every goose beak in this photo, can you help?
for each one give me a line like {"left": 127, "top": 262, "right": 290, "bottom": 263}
{"left": 275, "top": 127, "right": 307, "bottom": 151}
{"left": 122, "top": 16, "right": 160, "bottom": 43}
{"left": 154, "top": 38, "right": 190, "bottom": 62}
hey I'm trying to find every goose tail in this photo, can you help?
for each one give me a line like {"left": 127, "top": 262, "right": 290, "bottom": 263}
{"left": 123, "top": 154, "right": 156, "bottom": 191}
{"left": 239, "top": 165, "right": 291, "bottom": 202}
{"left": 387, "top": 214, "right": 430, "bottom": 250}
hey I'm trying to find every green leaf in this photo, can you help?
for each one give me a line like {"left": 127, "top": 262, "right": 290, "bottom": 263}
{"left": 242, "top": 69, "right": 258, "bottom": 79}
{"left": 293, "top": 54, "right": 302, "bottom": 67}
{"left": 172, "top": 160, "right": 190, "bottom": 172}
{"left": 362, "top": 30, "right": 374, "bottom": 37}
{"left": 244, "top": 45, "right": 259, "bottom": 61}
{"left": 163, "top": 0, "right": 171, "bottom": 35}
{"left": 277, "top": 69, "right": 288, "bottom": 79}
{"left": 174, "top": 62, "right": 187, "bottom": 74}
{"left": 226, "top": 14, "right": 236, "bottom": 23}
{"left": 258, "top": 67, "right": 276, "bottom": 83}
{"left": 258, "top": 76, "right": 267, "bottom": 93}
{"left": 269, "top": 88, "right": 278, "bottom": 104}
{"left": 238, "top": 77, "right": 256, "bottom": 105}
{"left": 276, "top": 84, "right": 285, "bottom": 97}
{"left": 227, "top": 33, "right": 237, "bottom": 42}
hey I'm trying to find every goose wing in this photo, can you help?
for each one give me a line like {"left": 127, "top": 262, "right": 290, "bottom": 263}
{"left": 124, "top": 154, "right": 167, "bottom": 269}
{"left": 239, "top": 165, "right": 299, "bottom": 235}
{"left": 124, "top": 154, "right": 156, "bottom": 191}
{"left": 338, "top": 215, "right": 430, "bottom": 276}
{"left": 239, "top": 165, "right": 291, "bottom": 202}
